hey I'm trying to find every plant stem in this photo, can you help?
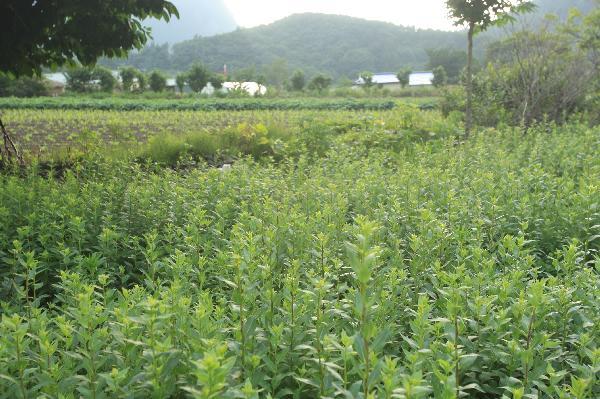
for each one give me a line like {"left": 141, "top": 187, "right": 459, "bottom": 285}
{"left": 15, "top": 334, "right": 27, "bottom": 399}
{"left": 361, "top": 285, "right": 370, "bottom": 399}
{"left": 455, "top": 314, "right": 460, "bottom": 399}
{"left": 523, "top": 308, "right": 536, "bottom": 388}
{"left": 465, "top": 22, "right": 474, "bottom": 138}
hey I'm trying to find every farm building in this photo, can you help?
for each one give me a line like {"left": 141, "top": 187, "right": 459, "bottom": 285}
{"left": 199, "top": 81, "right": 267, "bottom": 96}
{"left": 354, "top": 71, "right": 434, "bottom": 88}
{"left": 43, "top": 73, "right": 67, "bottom": 96}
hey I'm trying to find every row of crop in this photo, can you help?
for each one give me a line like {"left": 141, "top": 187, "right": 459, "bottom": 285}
{"left": 3, "top": 106, "right": 461, "bottom": 165}
{"left": 0, "top": 97, "right": 397, "bottom": 111}
{"left": 0, "top": 124, "right": 598, "bottom": 398}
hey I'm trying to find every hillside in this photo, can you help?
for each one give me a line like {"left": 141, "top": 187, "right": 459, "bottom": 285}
{"left": 144, "top": 0, "right": 237, "bottom": 44}
{"left": 170, "top": 13, "right": 467, "bottom": 77}
{"left": 108, "top": 13, "right": 466, "bottom": 77}
{"left": 103, "top": 0, "right": 597, "bottom": 77}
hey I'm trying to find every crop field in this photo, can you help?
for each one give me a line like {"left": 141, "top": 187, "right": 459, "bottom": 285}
{"left": 1, "top": 104, "right": 454, "bottom": 165}
{"left": 0, "top": 97, "right": 398, "bottom": 112}
{"left": 0, "top": 103, "right": 599, "bottom": 398}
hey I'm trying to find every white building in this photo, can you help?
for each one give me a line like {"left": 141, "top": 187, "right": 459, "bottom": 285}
{"left": 354, "top": 71, "right": 434, "bottom": 87}
{"left": 221, "top": 82, "right": 267, "bottom": 96}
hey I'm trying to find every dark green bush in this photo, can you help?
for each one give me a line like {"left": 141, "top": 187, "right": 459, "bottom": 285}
{"left": 0, "top": 73, "right": 48, "bottom": 97}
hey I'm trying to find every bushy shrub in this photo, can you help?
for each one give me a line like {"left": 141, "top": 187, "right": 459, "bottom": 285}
{"left": 65, "top": 67, "right": 95, "bottom": 92}
{"left": 148, "top": 70, "right": 167, "bottom": 92}
{"left": 144, "top": 134, "right": 188, "bottom": 165}
{"left": 0, "top": 73, "right": 48, "bottom": 97}
{"left": 443, "top": 18, "right": 599, "bottom": 127}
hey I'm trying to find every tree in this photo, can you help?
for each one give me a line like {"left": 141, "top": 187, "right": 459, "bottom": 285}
{"left": 0, "top": 74, "right": 48, "bottom": 97}
{"left": 482, "top": 23, "right": 596, "bottom": 126}
{"left": 0, "top": 1, "right": 178, "bottom": 77}
{"left": 360, "top": 71, "right": 374, "bottom": 88}
{"left": 175, "top": 73, "right": 187, "bottom": 93}
{"left": 396, "top": 68, "right": 411, "bottom": 88}
{"left": 66, "top": 66, "right": 115, "bottom": 93}
{"left": 149, "top": 71, "right": 167, "bottom": 92}
{"left": 233, "top": 66, "right": 257, "bottom": 82}
{"left": 446, "top": 0, "right": 535, "bottom": 137}
{"left": 187, "top": 64, "right": 211, "bottom": 93}
{"left": 94, "top": 67, "right": 116, "bottom": 92}
{"left": 426, "top": 48, "right": 467, "bottom": 82}
{"left": 267, "top": 58, "right": 289, "bottom": 89}
{"left": 308, "top": 74, "right": 332, "bottom": 93}
{"left": 0, "top": 0, "right": 178, "bottom": 163}
{"left": 209, "top": 74, "right": 225, "bottom": 90}
{"left": 563, "top": 5, "right": 600, "bottom": 73}
{"left": 290, "top": 70, "right": 307, "bottom": 91}
{"left": 255, "top": 74, "right": 267, "bottom": 88}
{"left": 65, "top": 67, "right": 95, "bottom": 93}
{"left": 135, "top": 71, "right": 147, "bottom": 92}
{"left": 120, "top": 67, "right": 138, "bottom": 92}
{"left": 432, "top": 66, "right": 448, "bottom": 87}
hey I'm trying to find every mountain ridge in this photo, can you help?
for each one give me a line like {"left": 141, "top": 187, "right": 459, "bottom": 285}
{"left": 105, "top": 13, "right": 466, "bottom": 77}
{"left": 102, "top": 0, "right": 597, "bottom": 77}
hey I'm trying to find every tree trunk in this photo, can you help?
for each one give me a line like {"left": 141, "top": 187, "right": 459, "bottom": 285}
{"left": 0, "top": 114, "right": 24, "bottom": 167}
{"left": 466, "top": 22, "right": 474, "bottom": 139}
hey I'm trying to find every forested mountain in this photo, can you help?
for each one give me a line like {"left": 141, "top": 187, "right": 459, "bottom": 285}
{"left": 101, "top": 0, "right": 597, "bottom": 77}
{"left": 144, "top": 0, "right": 236, "bottom": 44}
{"left": 104, "top": 13, "right": 466, "bottom": 77}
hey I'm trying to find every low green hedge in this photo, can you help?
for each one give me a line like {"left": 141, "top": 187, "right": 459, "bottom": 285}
{"left": 0, "top": 97, "right": 396, "bottom": 111}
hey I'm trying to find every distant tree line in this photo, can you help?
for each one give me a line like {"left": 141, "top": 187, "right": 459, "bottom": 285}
{"left": 61, "top": 64, "right": 227, "bottom": 95}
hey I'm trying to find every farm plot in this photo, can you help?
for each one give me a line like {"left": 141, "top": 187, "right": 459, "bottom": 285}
{"left": 1, "top": 105, "right": 458, "bottom": 164}
{"left": 0, "top": 118, "right": 598, "bottom": 398}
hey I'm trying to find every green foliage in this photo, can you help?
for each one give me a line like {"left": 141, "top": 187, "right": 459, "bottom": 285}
{"left": 66, "top": 66, "right": 116, "bottom": 93}
{"left": 360, "top": 71, "right": 375, "bottom": 88}
{"left": 94, "top": 66, "right": 116, "bottom": 93}
{"left": 175, "top": 73, "right": 187, "bottom": 93}
{"left": 135, "top": 70, "right": 147, "bottom": 92}
{"left": 266, "top": 58, "right": 289, "bottom": 88}
{"left": 446, "top": 0, "right": 535, "bottom": 31}
{"left": 427, "top": 48, "right": 467, "bottom": 82}
{"left": 0, "top": 0, "right": 178, "bottom": 76}
{"left": 103, "top": 14, "right": 468, "bottom": 77}
{"left": 446, "top": 0, "right": 535, "bottom": 135}
{"left": 397, "top": 68, "right": 411, "bottom": 88}
{"left": 149, "top": 71, "right": 167, "bottom": 92}
{"left": 0, "top": 73, "right": 48, "bottom": 97}
{"left": 444, "top": 12, "right": 599, "bottom": 127}
{"left": 0, "top": 97, "right": 396, "bottom": 112}
{"left": 65, "top": 67, "right": 95, "bottom": 93}
{"left": 432, "top": 66, "right": 448, "bottom": 87}
{"left": 209, "top": 74, "right": 224, "bottom": 90}
{"left": 119, "top": 67, "right": 138, "bottom": 92}
{"left": 308, "top": 75, "right": 333, "bottom": 93}
{"left": 187, "top": 64, "right": 211, "bottom": 93}
{"left": 290, "top": 70, "right": 306, "bottom": 91}
{"left": 0, "top": 115, "right": 598, "bottom": 397}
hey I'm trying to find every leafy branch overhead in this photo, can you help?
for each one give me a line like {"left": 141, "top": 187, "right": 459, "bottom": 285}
{"left": 0, "top": 0, "right": 179, "bottom": 76}
{"left": 446, "top": 0, "right": 536, "bottom": 32}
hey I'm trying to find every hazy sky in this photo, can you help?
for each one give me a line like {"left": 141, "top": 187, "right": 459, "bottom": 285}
{"left": 224, "top": 0, "right": 458, "bottom": 31}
